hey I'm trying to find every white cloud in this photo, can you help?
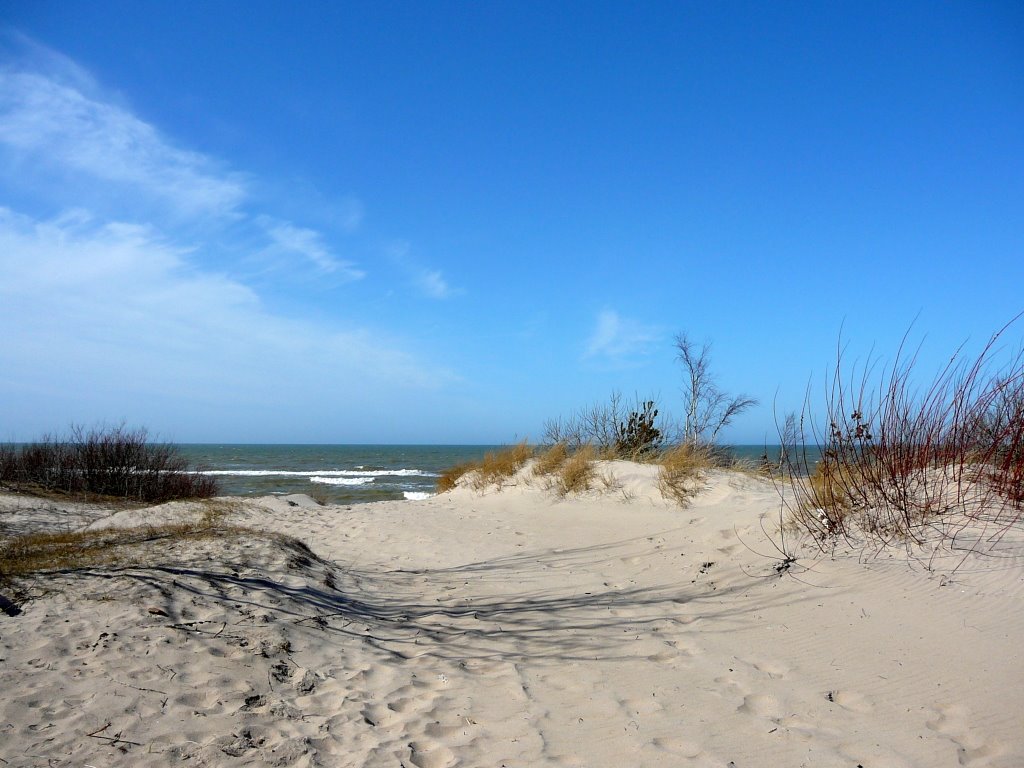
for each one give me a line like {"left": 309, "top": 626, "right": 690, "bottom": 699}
{"left": 0, "top": 208, "right": 454, "bottom": 432}
{"left": 584, "top": 309, "right": 661, "bottom": 362}
{"left": 258, "top": 217, "right": 365, "bottom": 279}
{"left": 0, "top": 69, "right": 246, "bottom": 217}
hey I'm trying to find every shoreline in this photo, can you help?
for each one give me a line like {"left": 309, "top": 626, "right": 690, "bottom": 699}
{"left": 2, "top": 462, "right": 1021, "bottom": 767}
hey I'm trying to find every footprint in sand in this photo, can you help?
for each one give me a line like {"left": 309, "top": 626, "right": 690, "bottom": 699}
{"left": 408, "top": 739, "right": 455, "bottom": 768}
{"left": 652, "top": 735, "right": 704, "bottom": 758}
{"left": 712, "top": 675, "right": 744, "bottom": 693}
{"left": 829, "top": 689, "right": 874, "bottom": 714}
{"left": 924, "top": 704, "right": 1005, "bottom": 767}
{"left": 617, "top": 694, "right": 663, "bottom": 718}
{"left": 424, "top": 721, "right": 470, "bottom": 738}
{"left": 737, "top": 693, "right": 783, "bottom": 719}
{"left": 361, "top": 703, "right": 400, "bottom": 728}
{"left": 388, "top": 696, "right": 416, "bottom": 714}
{"left": 671, "top": 637, "right": 699, "bottom": 651}
{"left": 646, "top": 650, "right": 676, "bottom": 663}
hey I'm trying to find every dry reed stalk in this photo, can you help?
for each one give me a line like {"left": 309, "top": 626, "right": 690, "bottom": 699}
{"left": 780, "top": 315, "right": 1024, "bottom": 548}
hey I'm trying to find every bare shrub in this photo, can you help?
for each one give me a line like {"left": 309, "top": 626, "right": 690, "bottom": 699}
{"left": 542, "top": 392, "right": 666, "bottom": 458}
{"left": 0, "top": 425, "right": 218, "bottom": 502}
{"left": 780, "top": 316, "right": 1024, "bottom": 546}
{"left": 541, "top": 391, "right": 625, "bottom": 453}
{"left": 972, "top": 373, "right": 1024, "bottom": 504}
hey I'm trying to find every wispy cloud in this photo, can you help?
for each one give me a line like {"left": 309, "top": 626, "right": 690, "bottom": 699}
{"left": 0, "top": 70, "right": 246, "bottom": 217}
{"left": 417, "top": 269, "right": 456, "bottom": 299}
{"left": 258, "top": 217, "right": 365, "bottom": 279}
{"left": 0, "top": 35, "right": 365, "bottom": 286}
{"left": 386, "top": 241, "right": 459, "bottom": 299}
{"left": 584, "top": 309, "right": 661, "bottom": 363}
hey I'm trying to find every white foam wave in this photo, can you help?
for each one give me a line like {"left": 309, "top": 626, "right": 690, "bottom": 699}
{"left": 200, "top": 468, "right": 433, "bottom": 477}
{"left": 403, "top": 492, "right": 433, "bottom": 501}
{"left": 310, "top": 476, "right": 374, "bottom": 486}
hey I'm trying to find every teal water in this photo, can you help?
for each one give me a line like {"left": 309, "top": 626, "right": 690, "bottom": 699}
{"left": 178, "top": 444, "right": 809, "bottom": 505}
{"left": 178, "top": 444, "right": 501, "bottom": 505}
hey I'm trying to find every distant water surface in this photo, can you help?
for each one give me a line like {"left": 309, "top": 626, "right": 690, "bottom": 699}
{"left": 178, "top": 444, "right": 811, "bottom": 506}
{"left": 178, "top": 444, "right": 500, "bottom": 505}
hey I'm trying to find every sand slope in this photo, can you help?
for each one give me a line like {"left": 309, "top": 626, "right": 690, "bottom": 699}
{"left": 1, "top": 465, "right": 1022, "bottom": 767}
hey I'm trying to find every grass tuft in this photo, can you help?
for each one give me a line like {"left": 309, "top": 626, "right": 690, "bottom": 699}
{"left": 657, "top": 444, "right": 713, "bottom": 506}
{"left": 435, "top": 443, "right": 534, "bottom": 493}
{"left": 555, "top": 445, "right": 596, "bottom": 496}
{"left": 532, "top": 442, "right": 569, "bottom": 476}
{"left": 473, "top": 442, "right": 533, "bottom": 490}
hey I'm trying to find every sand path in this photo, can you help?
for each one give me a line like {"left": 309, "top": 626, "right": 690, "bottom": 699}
{"left": 1, "top": 467, "right": 1021, "bottom": 766}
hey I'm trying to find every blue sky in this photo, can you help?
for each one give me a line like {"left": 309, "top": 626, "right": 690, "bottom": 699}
{"left": 1, "top": 2, "right": 1022, "bottom": 444}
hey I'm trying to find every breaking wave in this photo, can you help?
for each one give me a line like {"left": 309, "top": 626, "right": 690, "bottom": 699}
{"left": 309, "top": 476, "right": 375, "bottom": 486}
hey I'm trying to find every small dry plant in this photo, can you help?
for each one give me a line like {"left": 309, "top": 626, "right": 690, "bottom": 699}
{"left": 784, "top": 456, "right": 866, "bottom": 537}
{"left": 599, "top": 469, "right": 624, "bottom": 493}
{"left": 657, "top": 444, "right": 713, "bottom": 505}
{"left": 555, "top": 445, "right": 596, "bottom": 496}
{"left": 435, "top": 461, "right": 477, "bottom": 492}
{"left": 307, "top": 486, "right": 331, "bottom": 506}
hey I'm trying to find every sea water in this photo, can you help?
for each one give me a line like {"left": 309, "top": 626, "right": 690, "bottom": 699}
{"left": 178, "top": 444, "right": 803, "bottom": 505}
{"left": 178, "top": 444, "right": 501, "bottom": 505}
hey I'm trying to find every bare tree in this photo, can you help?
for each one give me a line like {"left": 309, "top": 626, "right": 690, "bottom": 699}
{"left": 675, "top": 333, "right": 758, "bottom": 445}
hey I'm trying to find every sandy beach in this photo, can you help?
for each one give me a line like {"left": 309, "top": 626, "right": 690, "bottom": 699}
{"left": 1, "top": 462, "right": 1022, "bottom": 767}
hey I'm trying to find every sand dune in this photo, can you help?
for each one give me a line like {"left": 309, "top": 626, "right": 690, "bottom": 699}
{"left": 1, "top": 464, "right": 1022, "bottom": 767}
